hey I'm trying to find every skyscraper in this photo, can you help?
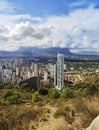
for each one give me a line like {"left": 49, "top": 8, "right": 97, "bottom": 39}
{"left": 0, "top": 69, "right": 4, "bottom": 83}
{"left": 56, "top": 54, "right": 64, "bottom": 90}
{"left": 34, "top": 63, "right": 39, "bottom": 76}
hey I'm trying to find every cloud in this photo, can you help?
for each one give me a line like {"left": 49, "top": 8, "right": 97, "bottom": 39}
{"left": 0, "top": 14, "right": 42, "bottom": 26}
{"left": 0, "top": 0, "right": 17, "bottom": 13}
{"left": 0, "top": 1, "right": 99, "bottom": 53}
{"left": 10, "top": 22, "right": 52, "bottom": 40}
{"left": 0, "top": 25, "right": 8, "bottom": 33}
{"left": 68, "top": 1, "right": 96, "bottom": 8}
{"left": 70, "top": 1, "right": 87, "bottom": 7}
{"left": 0, "top": 1, "right": 42, "bottom": 26}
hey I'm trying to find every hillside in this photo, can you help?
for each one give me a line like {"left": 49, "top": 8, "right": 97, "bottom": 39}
{"left": 0, "top": 73, "right": 99, "bottom": 130}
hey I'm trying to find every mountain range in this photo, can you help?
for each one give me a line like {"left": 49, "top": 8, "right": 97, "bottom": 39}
{"left": 0, "top": 47, "right": 99, "bottom": 58}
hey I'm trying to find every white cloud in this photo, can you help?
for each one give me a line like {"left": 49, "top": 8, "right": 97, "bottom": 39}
{"left": 0, "top": 1, "right": 42, "bottom": 26}
{"left": 69, "top": 1, "right": 87, "bottom": 7}
{"left": 69, "top": 1, "right": 96, "bottom": 8}
{"left": 0, "top": 14, "right": 42, "bottom": 26}
{"left": 0, "top": 0, "right": 17, "bottom": 13}
{"left": 0, "top": 1, "right": 99, "bottom": 53}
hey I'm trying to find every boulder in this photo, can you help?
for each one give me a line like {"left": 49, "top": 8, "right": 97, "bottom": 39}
{"left": 86, "top": 115, "right": 99, "bottom": 130}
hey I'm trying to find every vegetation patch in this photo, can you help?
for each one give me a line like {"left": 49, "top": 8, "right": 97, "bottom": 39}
{"left": 32, "top": 91, "right": 41, "bottom": 102}
{"left": 48, "top": 88, "right": 60, "bottom": 99}
{"left": 38, "top": 87, "right": 48, "bottom": 95}
{"left": 3, "top": 89, "right": 22, "bottom": 105}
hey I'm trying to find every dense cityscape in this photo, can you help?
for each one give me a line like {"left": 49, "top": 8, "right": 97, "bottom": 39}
{"left": 0, "top": 54, "right": 99, "bottom": 90}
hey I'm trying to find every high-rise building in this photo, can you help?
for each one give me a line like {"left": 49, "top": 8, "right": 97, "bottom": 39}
{"left": 34, "top": 63, "right": 39, "bottom": 76}
{"left": 44, "top": 70, "right": 48, "bottom": 81}
{"left": 0, "top": 69, "right": 4, "bottom": 83}
{"left": 16, "top": 67, "right": 20, "bottom": 76}
{"left": 54, "top": 64, "right": 57, "bottom": 86}
{"left": 56, "top": 54, "right": 64, "bottom": 90}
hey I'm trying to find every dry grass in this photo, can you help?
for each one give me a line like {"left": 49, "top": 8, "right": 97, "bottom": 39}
{"left": 50, "top": 117, "right": 68, "bottom": 130}
{"left": 83, "top": 73, "right": 99, "bottom": 85}
{"left": 0, "top": 102, "right": 48, "bottom": 130}
{"left": 0, "top": 82, "right": 99, "bottom": 130}
{"left": 52, "top": 95, "right": 99, "bottom": 129}
{"left": 0, "top": 89, "right": 49, "bottom": 130}
{"left": 74, "top": 95, "right": 99, "bottom": 128}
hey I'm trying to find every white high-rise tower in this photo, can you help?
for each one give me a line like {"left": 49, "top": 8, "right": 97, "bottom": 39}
{"left": 0, "top": 69, "right": 4, "bottom": 83}
{"left": 56, "top": 54, "right": 64, "bottom": 90}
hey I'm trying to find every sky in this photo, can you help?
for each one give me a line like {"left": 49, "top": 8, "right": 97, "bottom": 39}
{"left": 0, "top": 0, "right": 99, "bottom": 53}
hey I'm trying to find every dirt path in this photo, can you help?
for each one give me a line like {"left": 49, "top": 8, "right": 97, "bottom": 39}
{"left": 36, "top": 106, "right": 67, "bottom": 130}
{"left": 29, "top": 105, "right": 83, "bottom": 130}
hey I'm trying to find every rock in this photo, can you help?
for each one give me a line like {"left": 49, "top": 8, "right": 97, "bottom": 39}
{"left": 86, "top": 115, "right": 99, "bottom": 130}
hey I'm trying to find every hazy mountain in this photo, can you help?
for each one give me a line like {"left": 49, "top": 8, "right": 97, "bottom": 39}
{"left": 0, "top": 47, "right": 98, "bottom": 58}
{"left": 76, "top": 51, "right": 99, "bottom": 56}
{"left": 18, "top": 47, "right": 73, "bottom": 56}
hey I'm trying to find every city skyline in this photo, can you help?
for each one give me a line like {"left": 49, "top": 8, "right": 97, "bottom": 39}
{"left": 0, "top": 0, "right": 99, "bottom": 54}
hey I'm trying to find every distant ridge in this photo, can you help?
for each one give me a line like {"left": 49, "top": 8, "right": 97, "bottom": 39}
{"left": 0, "top": 47, "right": 99, "bottom": 58}
{"left": 18, "top": 46, "right": 73, "bottom": 56}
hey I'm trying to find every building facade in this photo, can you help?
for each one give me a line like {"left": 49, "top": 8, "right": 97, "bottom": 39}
{"left": 0, "top": 70, "right": 4, "bottom": 83}
{"left": 56, "top": 54, "right": 64, "bottom": 90}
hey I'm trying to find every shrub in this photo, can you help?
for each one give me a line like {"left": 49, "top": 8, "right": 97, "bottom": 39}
{"left": 7, "top": 95, "right": 21, "bottom": 104}
{"left": 4, "top": 90, "right": 13, "bottom": 99}
{"left": 32, "top": 91, "right": 41, "bottom": 102}
{"left": 74, "top": 83, "right": 86, "bottom": 89}
{"left": 21, "top": 83, "right": 30, "bottom": 90}
{"left": 4, "top": 90, "right": 22, "bottom": 104}
{"left": 61, "top": 87, "right": 74, "bottom": 98}
{"left": 0, "top": 100, "right": 10, "bottom": 105}
{"left": 87, "top": 84, "right": 98, "bottom": 96}
{"left": 38, "top": 87, "right": 48, "bottom": 95}
{"left": 48, "top": 88, "right": 60, "bottom": 99}
{"left": 31, "top": 89, "right": 35, "bottom": 93}
{"left": 54, "top": 105, "right": 75, "bottom": 124}
{"left": 74, "top": 88, "right": 88, "bottom": 97}
{"left": 0, "top": 84, "right": 4, "bottom": 89}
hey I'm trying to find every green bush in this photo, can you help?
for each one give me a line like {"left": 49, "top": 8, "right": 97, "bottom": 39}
{"left": 48, "top": 88, "right": 60, "bottom": 99}
{"left": 21, "top": 83, "right": 30, "bottom": 90}
{"left": 0, "top": 84, "right": 4, "bottom": 89}
{"left": 4, "top": 90, "right": 13, "bottom": 99}
{"left": 38, "top": 87, "right": 48, "bottom": 95}
{"left": 4, "top": 90, "right": 22, "bottom": 104}
{"left": 61, "top": 87, "right": 74, "bottom": 98}
{"left": 32, "top": 91, "right": 41, "bottom": 102}
{"left": 74, "top": 83, "right": 86, "bottom": 90}
{"left": 74, "top": 83, "right": 99, "bottom": 96}
{"left": 87, "top": 84, "right": 98, "bottom": 96}
{"left": 31, "top": 89, "right": 35, "bottom": 93}
{"left": 7, "top": 95, "right": 21, "bottom": 104}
